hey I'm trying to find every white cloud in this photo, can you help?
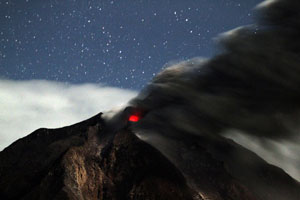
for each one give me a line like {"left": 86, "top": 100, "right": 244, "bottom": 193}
{"left": 0, "top": 79, "right": 137, "bottom": 151}
{"left": 223, "top": 130, "right": 300, "bottom": 182}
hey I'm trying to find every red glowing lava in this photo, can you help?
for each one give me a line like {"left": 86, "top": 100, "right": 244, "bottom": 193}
{"left": 129, "top": 115, "right": 140, "bottom": 122}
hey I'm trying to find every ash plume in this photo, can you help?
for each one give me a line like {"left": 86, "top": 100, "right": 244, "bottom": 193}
{"left": 131, "top": 0, "right": 300, "bottom": 140}
{"left": 111, "top": 0, "right": 300, "bottom": 184}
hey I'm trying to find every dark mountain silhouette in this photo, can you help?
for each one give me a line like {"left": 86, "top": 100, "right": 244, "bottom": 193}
{"left": 0, "top": 113, "right": 299, "bottom": 200}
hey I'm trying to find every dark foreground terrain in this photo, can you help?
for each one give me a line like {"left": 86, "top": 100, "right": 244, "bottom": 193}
{"left": 0, "top": 113, "right": 299, "bottom": 200}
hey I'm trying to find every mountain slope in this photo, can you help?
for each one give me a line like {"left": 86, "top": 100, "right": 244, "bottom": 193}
{"left": 0, "top": 113, "right": 299, "bottom": 200}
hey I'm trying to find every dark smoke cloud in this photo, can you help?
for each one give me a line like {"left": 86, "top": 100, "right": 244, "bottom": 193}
{"left": 107, "top": 0, "right": 300, "bottom": 189}
{"left": 130, "top": 0, "right": 300, "bottom": 141}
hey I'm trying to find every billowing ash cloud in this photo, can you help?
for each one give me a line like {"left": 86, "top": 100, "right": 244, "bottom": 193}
{"left": 0, "top": 79, "right": 137, "bottom": 151}
{"left": 122, "top": 0, "right": 300, "bottom": 182}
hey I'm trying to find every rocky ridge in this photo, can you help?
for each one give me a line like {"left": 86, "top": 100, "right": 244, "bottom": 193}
{"left": 0, "top": 113, "right": 299, "bottom": 200}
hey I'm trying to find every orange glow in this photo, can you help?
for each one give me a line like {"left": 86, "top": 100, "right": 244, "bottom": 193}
{"left": 129, "top": 115, "right": 140, "bottom": 122}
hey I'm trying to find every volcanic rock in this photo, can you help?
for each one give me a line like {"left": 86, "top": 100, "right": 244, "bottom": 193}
{"left": 0, "top": 113, "right": 299, "bottom": 200}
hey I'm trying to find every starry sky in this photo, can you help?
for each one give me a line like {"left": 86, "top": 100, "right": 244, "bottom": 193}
{"left": 0, "top": 0, "right": 262, "bottom": 90}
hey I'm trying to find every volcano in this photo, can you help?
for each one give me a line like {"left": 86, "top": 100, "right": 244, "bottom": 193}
{"left": 1, "top": 0, "right": 300, "bottom": 199}
{"left": 0, "top": 112, "right": 299, "bottom": 200}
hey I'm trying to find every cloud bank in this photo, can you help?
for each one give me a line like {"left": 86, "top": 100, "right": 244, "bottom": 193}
{"left": 224, "top": 130, "right": 300, "bottom": 182}
{"left": 0, "top": 79, "right": 137, "bottom": 151}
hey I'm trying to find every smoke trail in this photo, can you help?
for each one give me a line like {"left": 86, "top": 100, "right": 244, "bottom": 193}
{"left": 105, "top": 0, "right": 300, "bottom": 195}
{"left": 130, "top": 0, "right": 300, "bottom": 141}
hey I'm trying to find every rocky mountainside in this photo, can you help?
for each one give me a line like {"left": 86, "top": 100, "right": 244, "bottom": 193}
{"left": 0, "top": 113, "right": 299, "bottom": 200}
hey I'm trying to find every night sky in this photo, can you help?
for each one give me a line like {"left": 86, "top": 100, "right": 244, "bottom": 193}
{"left": 0, "top": 0, "right": 262, "bottom": 90}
